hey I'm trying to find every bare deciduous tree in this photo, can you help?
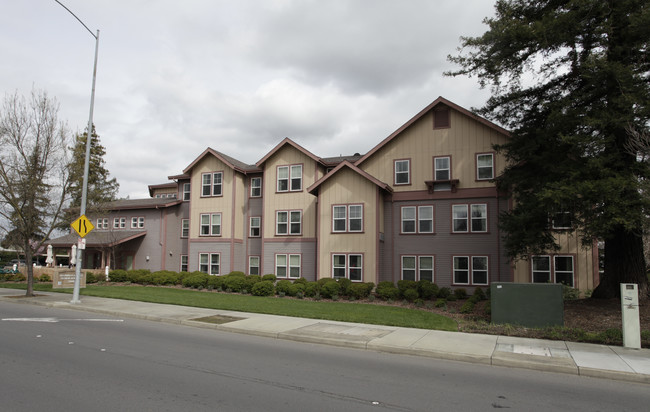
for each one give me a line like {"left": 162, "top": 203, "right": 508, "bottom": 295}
{"left": 0, "top": 89, "right": 71, "bottom": 296}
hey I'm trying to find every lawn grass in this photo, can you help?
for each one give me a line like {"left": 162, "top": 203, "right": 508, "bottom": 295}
{"left": 0, "top": 283, "right": 458, "bottom": 331}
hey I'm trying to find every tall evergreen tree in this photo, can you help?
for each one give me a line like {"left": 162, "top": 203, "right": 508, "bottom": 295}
{"left": 448, "top": 0, "right": 650, "bottom": 298}
{"left": 60, "top": 125, "right": 119, "bottom": 230}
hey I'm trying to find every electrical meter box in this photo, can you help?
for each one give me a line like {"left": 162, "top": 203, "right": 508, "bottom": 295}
{"left": 621, "top": 283, "right": 641, "bottom": 349}
{"left": 491, "top": 283, "right": 564, "bottom": 328}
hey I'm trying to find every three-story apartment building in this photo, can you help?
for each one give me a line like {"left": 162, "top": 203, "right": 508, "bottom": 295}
{"left": 48, "top": 97, "right": 599, "bottom": 291}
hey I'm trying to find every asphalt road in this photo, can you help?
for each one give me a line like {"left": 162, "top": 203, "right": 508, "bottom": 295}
{"left": 1, "top": 301, "right": 648, "bottom": 411}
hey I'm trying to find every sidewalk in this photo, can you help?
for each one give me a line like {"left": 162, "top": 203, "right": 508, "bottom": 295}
{"left": 2, "top": 288, "right": 649, "bottom": 384}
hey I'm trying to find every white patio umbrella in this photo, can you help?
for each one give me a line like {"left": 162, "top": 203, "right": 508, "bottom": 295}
{"left": 70, "top": 244, "right": 77, "bottom": 266}
{"left": 45, "top": 245, "right": 53, "bottom": 266}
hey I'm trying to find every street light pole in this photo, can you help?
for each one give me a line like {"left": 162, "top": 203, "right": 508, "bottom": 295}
{"left": 54, "top": 1, "right": 99, "bottom": 304}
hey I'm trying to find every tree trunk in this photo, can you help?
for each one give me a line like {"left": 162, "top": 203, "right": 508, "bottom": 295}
{"left": 24, "top": 243, "right": 35, "bottom": 297}
{"left": 593, "top": 226, "right": 648, "bottom": 299}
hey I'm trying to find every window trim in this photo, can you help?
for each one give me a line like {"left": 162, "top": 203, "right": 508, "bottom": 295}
{"left": 277, "top": 164, "right": 303, "bottom": 193}
{"left": 250, "top": 177, "right": 262, "bottom": 198}
{"left": 199, "top": 213, "right": 222, "bottom": 237}
{"left": 471, "top": 256, "right": 489, "bottom": 285}
{"left": 551, "top": 211, "right": 572, "bottom": 230}
{"left": 452, "top": 203, "right": 488, "bottom": 233}
{"left": 331, "top": 253, "right": 363, "bottom": 282}
{"left": 394, "top": 159, "right": 411, "bottom": 185}
{"left": 182, "top": 183, "right": 191, "bottom": 201}
{"left": 199, "top": 252, "right": 220, "bottom": 275}
{"left": 248, "top": 256, "right": 260, "bottom": 276}
{"left": 181, "top": 219, "right": 189, "bottom": 238}
{"left": 130, "top": 216, "right": 144, "bottom": 229}
{"left": 476, "top": 152, "right": 494, "bottom": 181}
{"left": 249, "top": 216, "right": 261, "bottom": 237}
{"left": 332, "top": 204, "right": 363, "bottom": 233}
{"left": 276, "top": 210, "right": 302, "bottom": 236}
{"left": 532, "top": 255, "right": 574, "bottom": 287}
{"left": 180, "top": 255, "right": 188, "bottom": 272}
{"left": 400, "top": 255, "right": 434, "bottom": 282}
{"left": 434, "top": 156, "right": 451, "bottom": 181}
{"left": 400, "top": 205, "right": 434, "bottom": 234}
{"left": 453, "top": 255, "right": 489, "bottom": 286}
{"left": 275, "top": 253, "right": 301, "bottom": 279}
{"left": 201, "top": 171, "right": 223, "bottom": 197}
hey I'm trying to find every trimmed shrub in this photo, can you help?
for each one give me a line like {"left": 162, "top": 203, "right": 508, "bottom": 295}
{"left": 207, "top": 275, "right": 225, "bottom": 290}
{"left": 336, "top": 278, "right": 352, "bottom": 296}
{"left": 10, "top": 273, "right": 26, "bottom": 282}
{"left": 438, "top": 287, "right": 452, "bottom": 299}
{"left": 85, "top": 272, "right": 98, "bottom": 284}
{"left": 434, "top": 298, "right": 446, "bottom": 308}
{"left": 276, "top": 279, "right": 293, "bottom": 295}
{"left": 293, "top": 277, "right": 308, "bottom": 285}
{"left": 38, "top": 274, "right": 52, "bottom": 283}
{"left": 304, "top": 282, "right": 320, "bottom": 297}
{"left": 348, "top": 282, "right": 374, "bottom": 299}
{"left": 243, "top": 275, "right": 261, "bottom": 292}
{"left": 317, "top": 277, "right": 334, "bottom": 288}
{"left": 417, "top": 280, "right": 439, "bottom": 300}
{"left": 454, "top": 288, "right": 468, "bottom": 300}
{"left": 251, "top": 280, "right": 275, "bottom": 296}
{"left": 262, "top": 274, "right": 277, "bottom": 282}
{"left": 472, "top": 287, "right": 486, "bottom": 301}
{"left": 403, "top": 288, "right": 419, "bottom": 302}
{"left": 227, "top": 271, "right": 246, "bottom": 278}
{"left": 126, "top": 269, "right": 151, "bottom": 283}
{"left": 320, "top": 280, "right": 341, "bottom": 299}
{"left": 397, "top": 280, "right": 418, "bottom": 298}
{"left": 376, "top": 281, "right": 399, "bottom": 301}
{"left": 460, "top": 300, "right": 475, "bottom": 314}
{"left": 182, "top": 273, "right": 209, "bottom": 289}
{"left": 150, "top": 271, "right": 180, "bottom": 286}
{"left": 223, "top": 274, "right": 246, "bottom": 292}
{"left": 563, "top": 285, "right": 581, "bottom": 300}
{"left": 446, "top": 294, "right": 458, "bottom": 302}
{"left": 288, "top": 283, "right": 306, "bottom": 297}
{"left": 108, "top": 269, "right": 128, "bottom": 282}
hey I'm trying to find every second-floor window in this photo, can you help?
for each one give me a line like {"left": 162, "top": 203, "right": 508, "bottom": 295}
{"left": 476, "top": 153, "right": 494, "bottom": 180}
{"left": 131, "top": 217, "right": 144, "bottom": 229}
{"left": 181, "top": 219, "right": 189, "bottom": 238}
{"left": 276, "top": 210, "right": 302, "bottom": 235}
{"left": 452, "top": 204, "right": 487, "bottom": 233}
{"left": 250, "top": 177, "right": 262, "bottom": 197}
{"left": 202, "top": 172, "right": 223, "bottom": 197}
{"left": 332, "top": 204, "right": 363, "bottom": 232}
{"left": 200, "top": 213, "right": 221, "bottom": 236}
{"left": 394, "top": 159, "right": 410, "bottom": 185}
{"left": 401, "top": 206, "right": 434, "bottom": 234}
{"left": 183, "top": 183, "right": 191, "bottom": 201}
{"left": 277, "top": 165, "right": 302, "bottom": 192}
{"left": 249, "top": 217, "right": 261, "bottom": 237}
{"left": 113, "top": 217, "right": 126, "bottom": 229}
{"left": 434, "top": 157, "right": 450, "bottom": 180}
{"left": 97, "top": 218, "right": 108, "bottom": 229}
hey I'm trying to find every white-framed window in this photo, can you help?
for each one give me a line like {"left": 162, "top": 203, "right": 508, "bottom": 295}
{"left": 452, "top": 205, "right": 468, "bottom": 232}
{"left": 453, "top": 256, "right": 488, "bottom": 285}
{"left": 471, "top": 204, "right": 488, "bottom": 232}
{"left": 250, "top": 177, "right": 262, "bottom": 197}
{"left": 532, "top": 255, "right": 551, "bottom": 283}
{"left": 434, "top": 156, "right": 450, "bottom": 180}
{"left": 531, "top": 255, "right": 574, "bottom": 287}
{"left": 453, "top": 204, "right": 487, "bottom": 233}
{"left": 181, "top": 219, "right": 189, "bottom": 238}
{"left": 394, "top": 159, "right": 410, "bottom": 185}
{"left": 249, "top": 217, "right": 261, "bottom": 237}
{"left": 119, "top": 217, "right": 126, "bottom": 228}
{"left": 201, "top": 172, "right": 223, "bottom": 197}
{"left": 183, "top": 183, "right": 191, "bottom": 201}
{"left": 332, "top": 254, "right": 363, "bottom": 281}
{"left": 276, "top": 210, "right": 301, "bottom": 235}
{"left": 477, "top": 153, "right": 494, "bottom": 180}
{"left": 180, "top": 255, "right": 188, "bottom": 272}
{"left": 200, "top": 213, "right": 221, "bottom": 236}
{"left": 96, "top": 218, "right": 108, "bottom": 229}
{"left": 554, "top": 255, "right": 574, "bottom": 287}
{"left": 332, "top": 204, "right": 363, "bottom": 232}
{"left": 249, "top": 256, "right": 260, "bottom": 275}
{"left": 277, "top": 165, "right": 302, "bottom": 192}
{"left": 552, "top": 212, "right": 572, "bottom": 229}
{"left": 453, "top": 256, "right": 470, "bottom": 284}
{"left": 131, "top": 217, "right": 144, "bottom": 229}
{"left": 199, "top": 253, "right": 220, "bottom": 275}
{"left": 472, "top": 256, "right": 489, "bottom": 285}
{"left": 113, "top": 218, "right": 120, "bottom": 229}
{"left": 276, "top": 254, "right": 301, "bottom": 279}
{"left": 402, "top": 205, "right": 434, "bottom": 234}
{"left": 401, "top": 255, "right": 434, "bottom": 282}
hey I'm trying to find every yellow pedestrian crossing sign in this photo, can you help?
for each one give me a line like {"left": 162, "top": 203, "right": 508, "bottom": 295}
{"left": 71, "top": 215, "right": 94, "bottom": 238}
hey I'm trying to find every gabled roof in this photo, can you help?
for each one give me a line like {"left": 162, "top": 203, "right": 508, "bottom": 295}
{"left": 307, "top": 160, "right": 392, "bottom": 195}
{"left": 255, "top": 137, "right": 324, "bottom": 168}
{"left": 107, "top": 197, "right": 182, "bottom": 210}
{"left": 182, "top": 147, "right": 261, "bottom": 175}
{"left": 47, "top": 230, "right": 147, "bottom": 248}
{"left": 355, "top": 96, "right": 510, "bottom": 166}
{"left": 148, "top": 182, "right": 177, "bottom": 197}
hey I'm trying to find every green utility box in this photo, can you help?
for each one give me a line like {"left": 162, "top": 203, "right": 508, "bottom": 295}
{"left": 491, "top": 283, "right": 564, "bottom": 328}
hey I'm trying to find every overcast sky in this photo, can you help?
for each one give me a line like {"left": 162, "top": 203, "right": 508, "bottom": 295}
{"left": 1, "top": 0, "right": 496, "bottom": 199}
